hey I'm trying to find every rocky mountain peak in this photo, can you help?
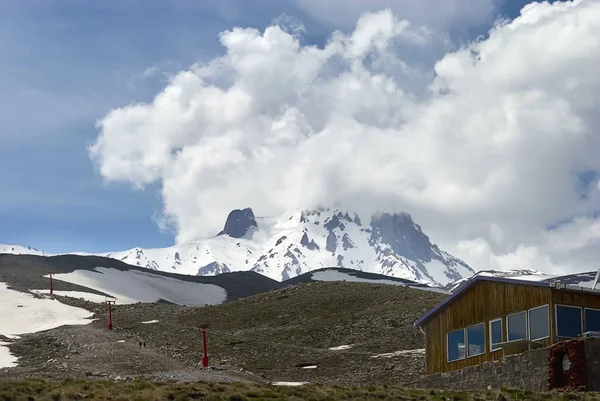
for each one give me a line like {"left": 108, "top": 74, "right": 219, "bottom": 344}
{"left": 19, "top": 207, "right": 473, "bottom": 287}
{"left": 369, "top": 212, "right": 433, "bottom": 262}
{"left": 217, "top": 208, "right": 258, "bottom": 238}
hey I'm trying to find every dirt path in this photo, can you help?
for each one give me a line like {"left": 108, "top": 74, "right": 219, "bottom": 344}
{"left": 1, "top": 323, "right": 262, "bottom": 384}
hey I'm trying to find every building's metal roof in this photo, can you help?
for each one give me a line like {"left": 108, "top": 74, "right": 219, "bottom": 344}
{"left": 413, "top": 275, "right": 600, "bottom": 327}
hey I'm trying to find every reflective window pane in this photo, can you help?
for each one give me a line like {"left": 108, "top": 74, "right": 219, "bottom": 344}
{"left": 467, "top": 323, "right": 485, "bottom": 357}
{"left": 507, "top": 311, "right": 527, "bottom": 341}
{"left": 585, "top": 308, "right": 600, "bottom": 332}
{"left": 490, "top": 319, "right": 502, "bottom": 351}
{"left": 447, "top": 329, "right": 465, "bottom": 362}
{"left": 529, "top": 305, "right": 549, "bottom": 340}
{"left": 556, "top": 305, "right": 582, "bottom": 338}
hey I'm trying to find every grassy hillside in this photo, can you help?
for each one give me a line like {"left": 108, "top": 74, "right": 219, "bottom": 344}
{"left": 1, "top": 378, "right": 598, "bottom": 401}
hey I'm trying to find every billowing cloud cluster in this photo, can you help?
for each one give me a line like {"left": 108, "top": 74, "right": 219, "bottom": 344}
{"left": 91, "top": 0, "right": 600, "bottom": 275}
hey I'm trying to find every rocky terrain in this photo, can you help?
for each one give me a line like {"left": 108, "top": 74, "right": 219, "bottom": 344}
{"left": 0, "top": 281, "right": 445, "bottom": 387}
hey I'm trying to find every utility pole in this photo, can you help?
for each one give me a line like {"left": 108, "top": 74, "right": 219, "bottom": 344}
{"left": 49, "top": 273, "right": 53, "bottom": 295}
{"left": 202, "top": 326, "right": 209, "bottom": 368}
{"left": 108, "top": 302, "right": 113, "bottom": 330}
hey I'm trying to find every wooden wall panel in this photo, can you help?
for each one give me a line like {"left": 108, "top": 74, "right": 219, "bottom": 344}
{"left": 423, "top": 281, "right": 553, "bottom": 374}
{"left": 552, "top": 289, "right": 600, "bottom": 309}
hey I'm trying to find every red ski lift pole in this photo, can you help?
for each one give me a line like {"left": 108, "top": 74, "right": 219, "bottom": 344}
{"left": 202, "top": 327, "right": 209, "bottom": 368}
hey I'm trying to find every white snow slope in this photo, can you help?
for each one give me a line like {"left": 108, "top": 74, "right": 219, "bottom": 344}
{"left": 1, "top": 208, "right": 475, "bottom": 287}
{"left": 0, "top": 282, "right": 94, "bottom": 368}
{"left": 0, "top": 244, "right": 45, "bottom": 256}
{"left": 47, "top": 267, "right": 227, "bottom": 306}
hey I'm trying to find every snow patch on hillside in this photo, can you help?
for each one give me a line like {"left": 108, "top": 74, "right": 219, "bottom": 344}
{"left": 371, "top": 349, "right": 425, "bottom": 358}
{"left": 48, "top": 267, "right": 227, "bottom": 306}
{"left": 0, "top": 342, "right": 18, "bottom": 368}
{"left": 329, "top": 344, "right": 353, "bottom": 351}
{"left": 0, "top": 282, "right": 94, "bottom": 368}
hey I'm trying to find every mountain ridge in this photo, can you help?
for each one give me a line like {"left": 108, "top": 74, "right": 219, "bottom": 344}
{"left": 1, "top": 207, "right": 475, "bottom": 287}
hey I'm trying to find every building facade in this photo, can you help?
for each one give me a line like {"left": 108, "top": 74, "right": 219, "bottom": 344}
{"left": 414, "top": 276, "right": 600, "bottom": 375}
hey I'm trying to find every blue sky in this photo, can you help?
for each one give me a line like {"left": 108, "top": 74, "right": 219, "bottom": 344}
{"left": 0, "top": 0, "right": 554, "bottom": 253}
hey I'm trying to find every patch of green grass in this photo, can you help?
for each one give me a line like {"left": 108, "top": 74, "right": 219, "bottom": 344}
{"left": 2, "top": 379, "right": 600, "bottom": 401}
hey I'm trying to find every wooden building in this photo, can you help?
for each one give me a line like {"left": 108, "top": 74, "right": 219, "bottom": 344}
{"left": 414, "top": 276, "right": 600, "bottom": 375}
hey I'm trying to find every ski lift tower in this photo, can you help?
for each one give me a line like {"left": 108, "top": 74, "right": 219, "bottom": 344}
{"left": 105, "top": 296, "right": 117, "bottom": 330}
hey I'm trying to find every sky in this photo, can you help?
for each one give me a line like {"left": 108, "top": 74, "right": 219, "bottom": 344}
{"left": 2, "top": 0, "right": 600, "bottom": 276}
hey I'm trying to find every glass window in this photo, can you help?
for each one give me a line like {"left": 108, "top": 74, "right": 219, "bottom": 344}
{"left": 528, "top": 305, "right": 549, "bottom": 341}
{"left": 447, "top": 329, "right": 466, "bottom": 362}
{"left": 556, "top": 305, "right": 582, "bottom": 338}
{"left": 507, "top": 311, "right": 527, "bottom": 341}
{"left": 490, "top": 319, "right": 503, "bottom": 351}
{"left": 584, "top": 308, "right": 600, "bottom": 332}
{"left": 467, "top": 323, "right": 485, "bottom": 357}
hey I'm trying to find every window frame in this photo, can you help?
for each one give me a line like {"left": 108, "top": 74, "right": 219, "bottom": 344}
{"left": 446, "top": 328, "right": 466, "bottom": 363}
{"left": 489, "top": 318, "right": 503, "bottom": 352}
{"left": 555, "top": 304, "right": 583, "bottom": 339}
{"left": 506, "top": 310, "right": 528, "bottom": 342}
{"left": 527, "top": 304, "right": 550, "bottom": 341}
{"left": 583, "top": 307, "right": 600, "bottom": 333}
{"left": 466, "top": 322, "right": 486, "bottom": 358}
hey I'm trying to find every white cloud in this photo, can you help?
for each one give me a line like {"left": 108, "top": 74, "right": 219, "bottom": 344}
{"left": 91, "top": 1, "right": 600, "bottom": 275}
{"left": 454, "top": 216, "right": 600, "bottom": 275}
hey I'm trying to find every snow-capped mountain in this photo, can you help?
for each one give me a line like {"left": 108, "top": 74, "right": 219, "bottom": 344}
{"left": 447, "top": 269, "right": 600, "bottom": 292}
{"left": 543, "top": 272, "right": 599, "bottom": 288}
{"left": 446, "top": 269, "right": 553, "bottom": 292}
{"left": 0, "top": 208, "right": 475, "bottom": 287}
{"left": 102, "top": 208, "right": 474, "bottom": 286}
{"left": 0, "top": 245, "right": 45, "bottom": 256}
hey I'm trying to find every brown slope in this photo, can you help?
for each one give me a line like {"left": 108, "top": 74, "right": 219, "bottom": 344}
{"left": 110, "top": 281, "right": 446, "bottom": 386}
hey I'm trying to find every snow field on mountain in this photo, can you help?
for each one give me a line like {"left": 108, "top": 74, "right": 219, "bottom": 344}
{"left": 0, "top": 244, "right": 45, "bottom": 256}
{"left": 82, "top": 208, "right": 475, "bottom": 286}
{"left": 1, "top": 207, "right": 477, "bottom": 286}
{"left": 47, "top": 267, "right": 227, "bottom": 306}
{"left": 251, "top": 211, "right": 378, "bottom": 280}
{"left": 0, "top": 282, "right": 94, "bottom": 368}
{"left": 424, "top": 257, "right": 469, "bottom": 288}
